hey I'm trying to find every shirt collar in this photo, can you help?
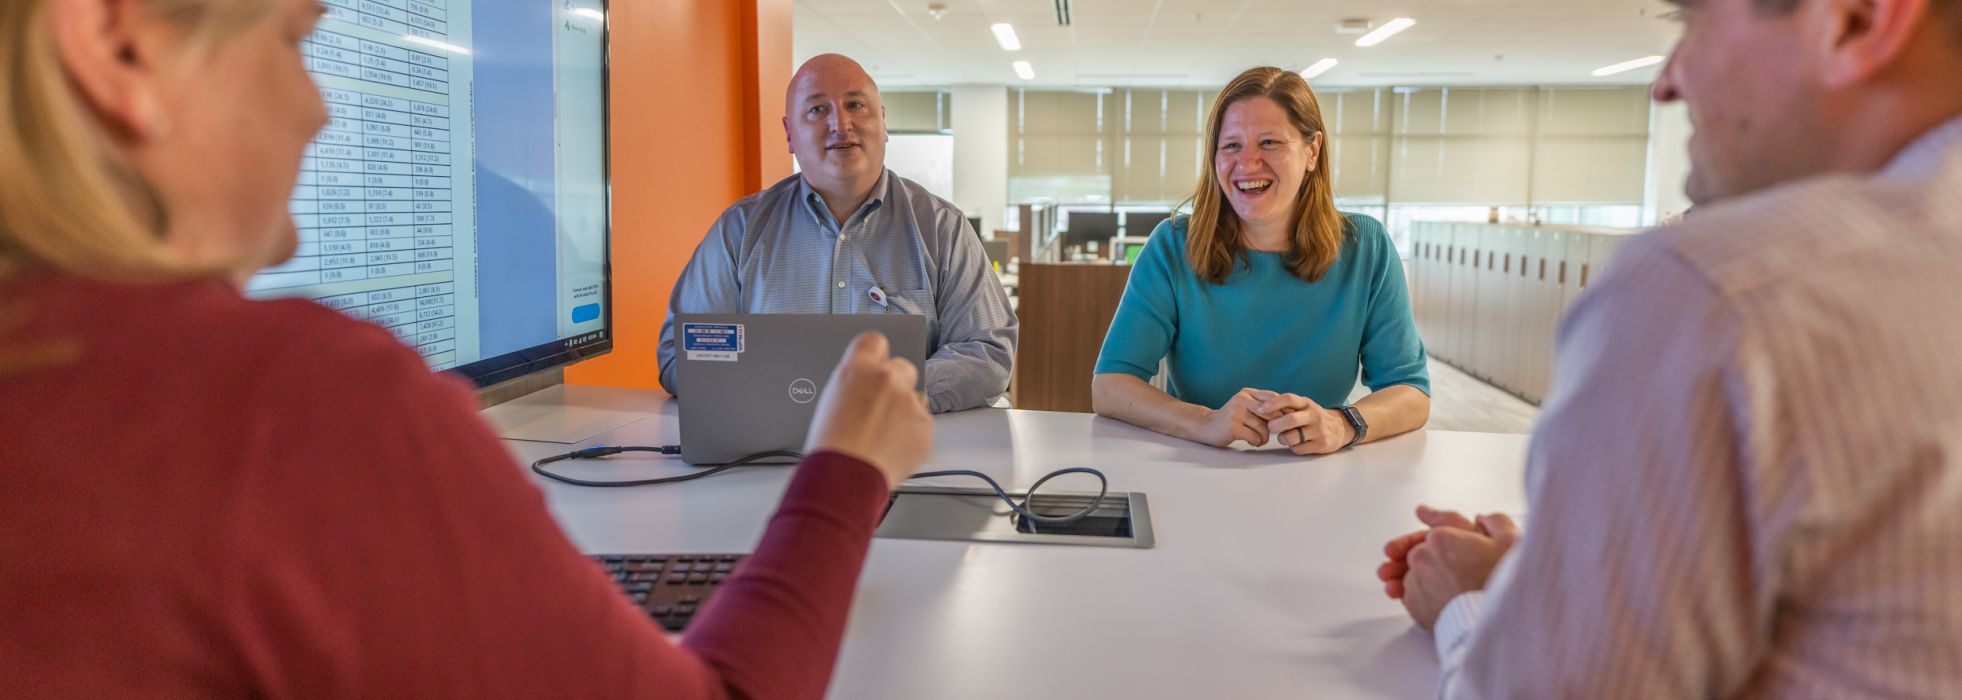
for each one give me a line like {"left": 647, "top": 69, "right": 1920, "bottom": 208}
{"left": 1883, "top": 114, "right": 1962, "bottom": 181}
{"left": 798, "top": 169, "right": 892, "bottom": 227}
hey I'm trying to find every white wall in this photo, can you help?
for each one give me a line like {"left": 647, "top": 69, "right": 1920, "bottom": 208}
{"left": 1643, "top": 102, "right": 1694, "bottom": 225}
{"left": 950, "top": 85, "right": 1009, "bottom": 237}
{"left": 884, "top": 133, "right": 956, "bottom": 203}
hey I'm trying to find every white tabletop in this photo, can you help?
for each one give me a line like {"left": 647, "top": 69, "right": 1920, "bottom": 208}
{"left": 490, "top": 385, "right": 1530, "bottom": 699}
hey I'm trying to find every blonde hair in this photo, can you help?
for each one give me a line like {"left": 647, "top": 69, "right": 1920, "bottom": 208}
{"left": 1184, "top": 66, "right": 1347, "bottom": 285}
{"left": 0, "top": 0, "right": 272, "bottom": 374}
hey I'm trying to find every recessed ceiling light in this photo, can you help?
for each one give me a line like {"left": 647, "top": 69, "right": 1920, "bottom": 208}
{"left": 1355, "top": 18, "right": 1415, "bottom": 48}
{"left": 1013, "top": 60, "right": 1035, "bottom": 80}
{"left": 1591, "top": 55, "right": 1665, "bottom": 77}
{"left": 1300, "top": 58, "right": 1339, "bottom": 80}
{"left": 991, "top": 23, "right": 1022, "bottom": 51}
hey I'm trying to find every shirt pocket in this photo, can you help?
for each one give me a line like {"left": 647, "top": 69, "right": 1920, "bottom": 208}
{"left": 882, "top": 287, "right": 938, "bottom": 349}
{"left": 883, "top": 287, "right": 933, "bottom": 319}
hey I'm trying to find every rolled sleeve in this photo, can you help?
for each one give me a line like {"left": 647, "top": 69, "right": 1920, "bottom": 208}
{"left": 923, "top": 213, "right": 1017, "bottom": 413}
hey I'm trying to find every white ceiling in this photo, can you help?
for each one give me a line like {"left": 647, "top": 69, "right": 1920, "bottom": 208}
{"left": 794, "top": 0, "right": 1683, "bottom": 89}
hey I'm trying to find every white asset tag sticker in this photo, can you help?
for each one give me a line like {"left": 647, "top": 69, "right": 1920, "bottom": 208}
{"left": 682, "top": 323, "right": 743, "bottom": 362}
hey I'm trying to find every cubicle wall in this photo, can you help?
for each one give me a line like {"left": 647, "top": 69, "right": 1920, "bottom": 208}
{"left": 1408, "top": 222, "right": 1640, "bottom": 405}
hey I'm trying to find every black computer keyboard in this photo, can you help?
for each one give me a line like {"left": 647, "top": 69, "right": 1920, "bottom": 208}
{"left": 593, "top": 553, "right": 748, "bottom": 632}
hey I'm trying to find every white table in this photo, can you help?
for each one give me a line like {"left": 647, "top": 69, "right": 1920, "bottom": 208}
{"left": 489, "top": 386, "right": 1529, "bottom": 699}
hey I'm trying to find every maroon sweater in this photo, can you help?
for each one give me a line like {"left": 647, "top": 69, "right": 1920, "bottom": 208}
{"left": 0, "top": 271, "right": 890, "bottom": 698}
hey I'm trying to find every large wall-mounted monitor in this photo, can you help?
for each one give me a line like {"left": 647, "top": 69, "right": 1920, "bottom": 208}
{"left": 249, "top": 0, "right": 611, "bottom": 387}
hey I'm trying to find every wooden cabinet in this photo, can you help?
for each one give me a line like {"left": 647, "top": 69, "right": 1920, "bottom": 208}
{"left": 1010, "top": 263, "right": 1135, "bottom": 412}
{"left": 1409, "top": 222, "right": 1641, "bottom": 405}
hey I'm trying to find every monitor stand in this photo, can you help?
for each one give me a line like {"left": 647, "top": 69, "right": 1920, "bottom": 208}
{"left": 481, "top": 383, "right": 656, "bottom": 444}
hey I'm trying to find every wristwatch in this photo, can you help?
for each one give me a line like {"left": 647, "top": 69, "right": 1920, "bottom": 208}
{"left": 1335, "top": 405, "right": 1368, "bottom": 449}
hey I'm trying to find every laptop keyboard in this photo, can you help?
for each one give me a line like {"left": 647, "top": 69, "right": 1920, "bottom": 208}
{"left": 593, "top": 553, "right": 748, "bottom": 632}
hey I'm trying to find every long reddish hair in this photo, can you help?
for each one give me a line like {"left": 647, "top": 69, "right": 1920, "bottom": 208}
{"left": 1184, "top": 67, "right": 1346, "bottom": 284}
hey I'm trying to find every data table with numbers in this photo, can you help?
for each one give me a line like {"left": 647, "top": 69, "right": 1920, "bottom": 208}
{"left": 253, "top": 0, "right": 474, "bottom": 371}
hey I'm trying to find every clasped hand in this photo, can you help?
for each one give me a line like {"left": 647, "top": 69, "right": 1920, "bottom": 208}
{"left": 1191, "top": 388, "right": 1355, "bottom": 455}
{"left": 1375, "top": 505, "right": 1520, "bottom": 633}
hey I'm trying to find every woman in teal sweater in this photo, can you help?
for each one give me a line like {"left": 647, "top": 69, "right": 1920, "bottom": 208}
{"left": 1092, "top": 67, "right": 1431, "bottom": 454}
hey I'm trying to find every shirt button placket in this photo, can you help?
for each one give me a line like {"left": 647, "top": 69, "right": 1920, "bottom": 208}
{"left": 833, "top": 227, "right": 849, "bottom": 312}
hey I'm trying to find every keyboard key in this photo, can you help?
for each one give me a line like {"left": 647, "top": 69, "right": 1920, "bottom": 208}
{"left": 687, "top": 573, "right": 709, "bottom": 584}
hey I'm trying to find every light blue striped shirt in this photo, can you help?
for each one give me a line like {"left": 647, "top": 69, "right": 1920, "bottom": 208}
{"left": 658, "top": 170, "right": 1016, "bottom": 413}
{"left": 1433, "top": 117, "right": 1962, "bottom": 696}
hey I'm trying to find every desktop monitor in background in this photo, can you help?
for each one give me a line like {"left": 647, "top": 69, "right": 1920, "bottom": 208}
{"left": 1064, "top": 212, "right": 1119, "bottom": 256}
{"left": 248, "top": 0, "right": 612, "bottom": 388}
{"left": 1124, "top": 211, "right": 1170, "bottom": 238}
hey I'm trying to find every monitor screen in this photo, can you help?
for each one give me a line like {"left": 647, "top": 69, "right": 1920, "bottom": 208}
{"left": 247, "top": 0, "right": 611, "bottom": 387}
{"left": 1125, "top": 211, "right": 1171, "bottom": 238}
{"left": 1064, "top": 211, "right": 1119, "bottom": 252}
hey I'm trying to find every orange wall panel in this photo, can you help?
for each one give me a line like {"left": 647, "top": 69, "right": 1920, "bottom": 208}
{"left": 744, "top": 0, "right": 796, "bottom": 189}
{"left": 566, "top": 0, "right": 790, "bottom": 391}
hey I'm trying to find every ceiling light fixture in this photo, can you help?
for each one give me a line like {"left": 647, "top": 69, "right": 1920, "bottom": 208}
{"left": 991, "top": 23, "right": 1022, "bottom": 51}
{"left": 1354, "top": 18, "right": 1415, "bottom": 48}
{"left": 1591, "top": 55, "right": 1665, "bottom": 77}
{"left": 1300, "top": 58, "right": 1339, "bottom": 80}
{"left": 1013, "top": 60, "right": 1035, "bottom": 80}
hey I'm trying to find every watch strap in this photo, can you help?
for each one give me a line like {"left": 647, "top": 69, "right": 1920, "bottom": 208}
{"left": 1337, "top": 405, "right": 1368, "bottom": 448}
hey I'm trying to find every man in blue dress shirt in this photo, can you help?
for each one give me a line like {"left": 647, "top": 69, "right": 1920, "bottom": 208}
{"left": 657, "top": 54, "right": 1016, "bottom": 413}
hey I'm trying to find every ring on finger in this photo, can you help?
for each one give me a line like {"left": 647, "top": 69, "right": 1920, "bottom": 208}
{"left": 1294, "top": 427, "right": 1306, "bottom": 445}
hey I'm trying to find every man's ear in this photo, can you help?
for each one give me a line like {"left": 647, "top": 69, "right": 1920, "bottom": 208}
{"left": 1811, "top": 0, "right": 1934, "bottom": 88}
{"left": 46, "top": 0, "right": 178, "bottom": 141}
{"left": 783, "top": 115, "right": 793, "bottom": 153}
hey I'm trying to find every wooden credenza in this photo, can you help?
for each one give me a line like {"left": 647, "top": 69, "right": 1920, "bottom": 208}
{"left": 1010, "top": 263, "right": 1134, "bottom": 413}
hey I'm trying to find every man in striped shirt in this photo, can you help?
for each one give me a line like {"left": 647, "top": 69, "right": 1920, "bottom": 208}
{"left": 1378, "top": 0, "right": 1962, "bottom": 695}
{"left": 657, "top": 54, "right": 1016, "bottom": 413}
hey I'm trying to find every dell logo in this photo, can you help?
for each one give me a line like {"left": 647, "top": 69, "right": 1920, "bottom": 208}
{"left": 788, "top": 378, "right": 818, "bottom": 404}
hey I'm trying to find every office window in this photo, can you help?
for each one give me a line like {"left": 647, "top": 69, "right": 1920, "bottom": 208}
{"left": 883, "top": 90, "right": 950, "bottom": 133}
{"left": 1324, "top": 88, "right": 1392, "bottom": 204}
{"left": 1532, "top": 87, "right": 1651, "bottom": 204}
{"left": 1389, "top": 87, "right": 1536, "bottom": 205}
{"left": 1009, "top": 89, "right": 1111, "bottom": 204}
{"left": 1112, "top": 89, "right": 1209, "bottom": 205}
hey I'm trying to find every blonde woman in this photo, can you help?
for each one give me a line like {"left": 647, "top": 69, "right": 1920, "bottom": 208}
{"left": 0, "top": 0, "right": 931, "bottom": 695}
{"left": 1092, "top": 67, "right": 1430, "bottom": 454}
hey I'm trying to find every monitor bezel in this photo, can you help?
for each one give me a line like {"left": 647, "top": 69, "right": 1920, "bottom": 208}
{"left": 454, "top": 0, "right": 613, "bottom": 388}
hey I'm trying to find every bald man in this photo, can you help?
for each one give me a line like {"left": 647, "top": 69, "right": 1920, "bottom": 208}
{"left": 657, "top": 55, "right": 1016, "bottom": 413}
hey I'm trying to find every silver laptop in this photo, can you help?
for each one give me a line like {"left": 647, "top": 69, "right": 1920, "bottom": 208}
{"left": 674, "top": 313, "right": 928, "bottom": 465}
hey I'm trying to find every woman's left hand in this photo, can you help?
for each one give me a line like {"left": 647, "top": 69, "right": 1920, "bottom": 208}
{"left": 1253, "top": 392, "right": 1355, "bottom": 455}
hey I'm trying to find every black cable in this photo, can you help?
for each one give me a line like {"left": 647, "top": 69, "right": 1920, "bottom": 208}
{"left": 912, "top": 467, "right": 1108, "bottom": 526}
{"left": 530, "top": 446, "right": 1110, "bottom": 525}
{"left": 530, "top": 445, "right": 800, "bottom": 488}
